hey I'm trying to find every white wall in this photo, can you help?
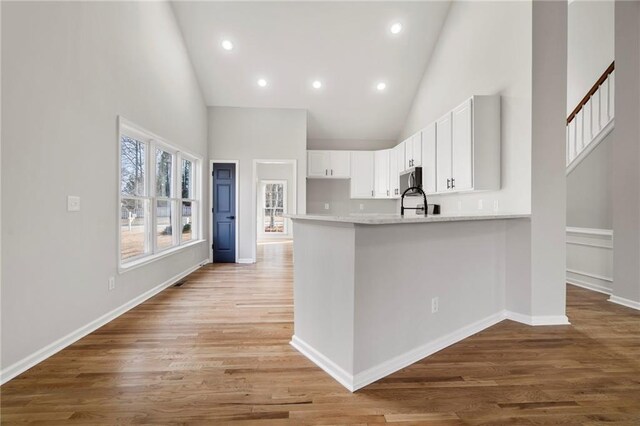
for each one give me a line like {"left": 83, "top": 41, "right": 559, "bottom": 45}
{"left": 611, "top": 0, "right": 640, "bottom": 307}
{"left": 208, "top": 107, "right": 307, "bottom": 261}
{"left": 307, "top": 180, "right": 398, "bottom": 216}
{"left": 307, "top": 138, "right": 396, "bottom": 151}
{"left": 1, "top": 1, "right": 208, "bottom": 376}
{"left": 399, "top": 1, "right": 532, "bottom": 216}
{"left": 567, "top": 0, "right": 614, "bottom": 114}
{"left": 256, "top": 162, "right": 295, "bottom": 238}
{"left": 567, "top": 135, "right": 612, "bottom": 229}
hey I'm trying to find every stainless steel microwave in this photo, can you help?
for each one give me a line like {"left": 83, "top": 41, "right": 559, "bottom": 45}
{"left": 400, "top": 167, "right": 423, "bottom": 196}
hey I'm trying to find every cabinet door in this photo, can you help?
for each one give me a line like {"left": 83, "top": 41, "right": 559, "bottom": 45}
{"left": 421, "top": 123, "right": 436, "bottom": 194}
{"left": 330, "top": 151, "right": 350, "bottom": 178}
{"left": 412, "top": 133, "right": 422, "bottom": 167}
{"left": 374, "top": 150, "right": 390, "bottom": 198}
{"left": 436, "top": 112, "right": 453, "bottom": 192}
{"left": 350, "top": 151, "right": 375, "bottom": 198}
{"left": 452, "top": 99, "right": 473, "bottom": 191}
{"left": 389, "top": 146, "right": 399, "bottom": 198}
{"left": 397, "top": 141, "right": 406, "bottom": 173}
{"left": 307, "top": 151, "right": 328, "bottom": 177}
{"left": 404, "top": 138, "right": 413, "bottom": 170}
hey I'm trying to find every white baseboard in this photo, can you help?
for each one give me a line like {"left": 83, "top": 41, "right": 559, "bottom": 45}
{"left": 290, "top": 335, "right": 355, "bottom": 392}
{"left": 237, "top": 258, "right": 256, "bottom": 264}
{"left": 609, "top": 295, "right": 640, "bottom": 311}
{"left": 352, "top": 311, "right": 507, "bottom": 391}
{"left": 567, "top": 278, "right": 612, "bottom": 295}
{"left": 0, "top": 259, "right": 208, "bottom": 385}
{"left": 505, "top": 311, "right": 570, "bottom": 326}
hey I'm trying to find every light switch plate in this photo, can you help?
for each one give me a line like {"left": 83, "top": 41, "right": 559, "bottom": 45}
{"left": 67, "top": 196, "right": 81, "bottom": 212}
{"left": 324, "top": 203, "right": 330, "bottom": 210}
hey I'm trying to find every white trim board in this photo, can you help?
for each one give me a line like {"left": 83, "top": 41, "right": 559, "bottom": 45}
{"left": 0, "top": 259, "right": 208, "bottom": 385}
{"left": 291, "top": 310, "right": 570, "bottom": 392}
{"left": 567, "top": 279, "right": 612, "bottom": 296}
{"left": 609, "top": 295, "right": 640, "bottom": 311}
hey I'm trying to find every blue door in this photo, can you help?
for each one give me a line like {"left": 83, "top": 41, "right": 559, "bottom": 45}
{"left": 212, "top": 163, "right": 236, "bottom": 262}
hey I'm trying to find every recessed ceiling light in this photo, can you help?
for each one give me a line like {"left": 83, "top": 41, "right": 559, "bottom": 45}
{"left": 390, "top": 23, "right": 402, "bottom": 34}
{"left": 312, "top": 80, "right": 322, "bottom": 89}
{"left": 221, "top": 39, "right": 233, "bottom": 51}
{"left": 257, "top": 78, "right": 268, "bottom": 87}
{"left": 376, "top": 82, "right": 387, "bottom": 91}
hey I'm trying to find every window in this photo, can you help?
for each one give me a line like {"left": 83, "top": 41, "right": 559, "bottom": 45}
{"left": 261, "top": 181, "right": 286, "bottom": 234}
{"left": 119, "top": 119, "right": 201, "bottom": 268}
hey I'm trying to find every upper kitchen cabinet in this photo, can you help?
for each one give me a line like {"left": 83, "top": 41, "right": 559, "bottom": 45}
{"left": 307, "top": 150, "right": 351, "bottom": 178}
{"left": 389, "top": 143, "right": 403, "bottom": 198}
{"left": 421, "top": 123, "right": 437, "bottom": 194}
{"left": 404, "top": 133, "right": 422, "bottom": 170}
{"left": 436, "top": 96, "right": 500, "bottom": 193}
{"left": 374, "top": 149, "right": 391, "bottom": 198}
{"left": 350, "top": 151, "right": 375, "bottom": 198}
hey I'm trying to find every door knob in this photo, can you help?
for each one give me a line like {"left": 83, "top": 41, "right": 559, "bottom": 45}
{"left": 226, "top": 216, "right": 235, "bottom": 220}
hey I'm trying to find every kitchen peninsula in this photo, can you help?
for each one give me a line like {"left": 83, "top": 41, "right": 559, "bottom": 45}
{"left": 288, "top": 212, "right": 534, "bottom": 391}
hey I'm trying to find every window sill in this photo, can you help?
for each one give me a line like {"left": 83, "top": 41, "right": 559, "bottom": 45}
{"left": 118, "top": 239, "right": 207, "bottom": 274}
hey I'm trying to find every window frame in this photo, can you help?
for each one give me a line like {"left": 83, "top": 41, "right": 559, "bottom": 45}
{"left": 118, "top": 117, "right": 203, "bottom": 273}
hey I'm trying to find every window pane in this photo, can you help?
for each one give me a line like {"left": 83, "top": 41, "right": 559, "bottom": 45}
{"left": 264, "top": 208, "right": 285, "bottom": 233}
{"left": 156, "top": 200, "right": 174, "bottom": 251}
{"left": 156, "top": 149, "right": 172, "bottom": 197}
{"left": 182, "top": 159, "right": 193, "bottom": 199}
{"left": 120, "top": 198, "right": 149, "bottom": 260}
{"left": 120, "top": 136, "right": 146, "bottom": 196}
{"left": 181, "top": 201, "right": 194, "bottom": 242}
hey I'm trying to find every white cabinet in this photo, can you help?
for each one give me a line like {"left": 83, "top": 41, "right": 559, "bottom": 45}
{"left": 307, "top": 150, "right": 350, "bottom": 178}
{"left": 435, "top": 96, "right": 500, "bottom": 193}
{"left": 389, "top": 144, "right": 402, "bottom": 198}
{"left": 436, "top": 112, "right": 453, "bottom": 192}
{"left": 308, "top": 151, "right": 328, "bottom": 177}
{"left": 374, "top": 149, "right": 391, "bottom": 198}
{"left": 405, "top": 133, "right": 422, "bottom": 170}
{"left": 452, "top": 99, "right": 473, "bottom": 191}
{"left": 350, "top": 151, "right": 375, "bottom": 198}
{"left": 421, "top": 123, "right": 437, "bottom": 194}
{"left": 396, "top": 140, "right": 406, "bottom": 175}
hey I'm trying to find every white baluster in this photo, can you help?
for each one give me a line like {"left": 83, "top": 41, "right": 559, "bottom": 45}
{"left": 584, "top": 98, "right": 593, "bottom": 142}
{"left": 609, "top": 71, "right": 615, "bottom": 121}
{"left": 592, "top": 89, "right": 601, "bottom": 134}
{"left": 577, "top": 109, "right": 584, "bottom": 152}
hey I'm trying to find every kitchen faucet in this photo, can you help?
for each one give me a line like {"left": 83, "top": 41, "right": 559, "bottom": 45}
{"left": 400, "top": 186, "right": 428, "bottom": 216}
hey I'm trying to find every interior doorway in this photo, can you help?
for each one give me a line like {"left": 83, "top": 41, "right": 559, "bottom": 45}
{"left": 211, "top": 160, "right": 239, "bottom": 263}
{"left": 252, "top": 160, "right": 297, "bottom": 259}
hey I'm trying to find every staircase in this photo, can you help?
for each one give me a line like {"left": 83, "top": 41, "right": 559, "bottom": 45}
{"left": 566, "top": 62, "right": 615, "bottom": 175}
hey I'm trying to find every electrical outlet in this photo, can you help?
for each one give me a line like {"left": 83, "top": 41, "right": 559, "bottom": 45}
{"left": 431, "top": 297, "right": 439, "bottom": 313}
{"left": 478, "top": 199, "right": 483, "bottom": 210}
{"left": 108, "top": 277, "right": 115, "bottom": 291}
{"left": 67, "top": 195, "right": 81, "bottom": 212}
{"left": 493, "top": 200, "right": 500, "bottom": 211}
{"left": 360, "top": 204, "right": 364, "bottom": 211}
{"left": 324, "top": 203, "right": 330, "bottom": 210}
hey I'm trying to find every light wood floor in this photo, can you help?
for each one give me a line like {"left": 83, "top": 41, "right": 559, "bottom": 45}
{"left": 2, "top": 241, "right": 640, "bottom": 425}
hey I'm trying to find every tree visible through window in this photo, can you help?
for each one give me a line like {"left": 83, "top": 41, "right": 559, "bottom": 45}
{"left": 263, "top": 182, "right": 285, "bottom": 233}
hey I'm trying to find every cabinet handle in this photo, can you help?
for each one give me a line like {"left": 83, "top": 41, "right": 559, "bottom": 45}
{"left": 451, "top": 178, "right": 455, "bottom": 188}
{"left": 331, "top": 169, "right": 333, "bottom": 176}
{"left": 447, "top": 178, "right": 450, "bottom": 189}
{"left": 387, "top": 190, "right": 389, "bottom": 196}
{"left": 372, "top": 190, "right": 374, "bottom": 197}
{"left": 325, "top": 169, "right": 328, "bottom": 176}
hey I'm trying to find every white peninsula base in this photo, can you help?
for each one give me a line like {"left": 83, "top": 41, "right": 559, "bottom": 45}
{"left": 288, "top": 213, "right": 569, "bottom": 392}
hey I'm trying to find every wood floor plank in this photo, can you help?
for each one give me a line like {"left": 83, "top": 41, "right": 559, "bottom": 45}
{"left": 2, "top": 241, "right": 640, "bottom": 424}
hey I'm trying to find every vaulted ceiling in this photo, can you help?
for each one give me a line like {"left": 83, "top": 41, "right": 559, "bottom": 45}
{"left": 171, "top": 1, "right": 451, "bottom": 141}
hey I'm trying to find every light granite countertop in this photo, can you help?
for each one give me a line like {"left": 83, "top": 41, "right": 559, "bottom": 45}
{"left": 286, "top": 212, "right": 531, "bottom": 225}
